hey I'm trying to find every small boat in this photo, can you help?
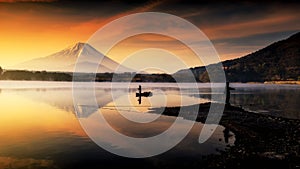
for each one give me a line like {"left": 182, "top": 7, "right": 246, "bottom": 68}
{"left": 136, "top": 91, "right": 152, "bottom": 97}
{"left": 136, "top": 85, "right": 152, "bottom": 104}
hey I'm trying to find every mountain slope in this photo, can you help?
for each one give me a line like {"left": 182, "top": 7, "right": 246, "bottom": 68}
{"left": 175, "top": 32, "right": 300, "bottom": 82}
{"left": 14, "top": 42, "right": 134, "bottom": 73}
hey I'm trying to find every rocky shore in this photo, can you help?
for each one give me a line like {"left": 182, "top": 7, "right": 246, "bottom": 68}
{"left": 151, "top": 103, "right": 300, "bottom": 169}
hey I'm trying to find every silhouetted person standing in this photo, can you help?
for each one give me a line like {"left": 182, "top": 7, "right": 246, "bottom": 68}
{"left": 137, "top": 85, "right": 142, "bottom": 104}
{"left": 225, "top": 82, "right": 235, "bottom": 105}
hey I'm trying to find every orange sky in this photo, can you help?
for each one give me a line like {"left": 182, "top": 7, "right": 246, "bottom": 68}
{"left": 0, "top": 0, "right": 299, "bottom": 69}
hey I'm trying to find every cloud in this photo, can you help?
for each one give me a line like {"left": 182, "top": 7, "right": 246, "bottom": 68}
{"left": 68, "top": 0, "right": 169, "bottom": 41}
{"left": 142, "top": 1, "right": 299, "bottom": 41}
{"left": 0, "top": 0, "right": 56, "bottom": 2}
{"left": 0, "top": 0, "right": 299, "bottom": 67}
{"left": 203, "top": 13, "right": 300, "bottom": 40}
{"left": 212, "top": 30, "right": 299, "bottom": 60}
{"left": 132, "top": 0, "right": 167, "bottom": 12}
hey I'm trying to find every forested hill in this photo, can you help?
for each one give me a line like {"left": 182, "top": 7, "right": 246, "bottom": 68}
{"left": 0, "top": 69, "right": 72, "bottom": 81}
{"left": 175, "top": 32, "right": 300, "bottom": 82}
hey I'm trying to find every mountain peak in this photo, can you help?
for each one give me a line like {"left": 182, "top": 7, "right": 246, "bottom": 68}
{"left": 68, "top": 42, "right": 85, "bottom": 52}
{"left": 14, "top": 42, "right": 135, "bottom": 73}
{"left": 60, "top": 42, "right": 90, "bottom": 58}
{"left": 72, "top": 42, "right": 86, "bottom": 49}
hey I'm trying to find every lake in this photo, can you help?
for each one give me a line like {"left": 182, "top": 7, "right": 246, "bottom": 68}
{"left": 0, "top": 81, "right": 299, "bottom": 169}
{"left": 229, "top": 83, "right": 300, "bottom": 119}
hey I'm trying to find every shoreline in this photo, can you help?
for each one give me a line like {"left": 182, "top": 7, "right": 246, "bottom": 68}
{"left": 151, "top": 103, "right": 300, "bottom": 169}
{"left": 264, "top": 81, "right": 300, "bottom": 85}
{"left": 1, "top": 79, "right": 300, "bottom": 85}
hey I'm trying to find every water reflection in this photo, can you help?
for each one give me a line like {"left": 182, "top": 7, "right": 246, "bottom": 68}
{"left": 194, "top": 83, "right": 300, "bottom": 119}
{"left": 230, "top": 84, "right": 300, "bottom": 119}
{"left": 0, "top": 90, "right": 89, "bottom": 169}
{"left": 0, "top": 82, "right": 235, "bottom": 169}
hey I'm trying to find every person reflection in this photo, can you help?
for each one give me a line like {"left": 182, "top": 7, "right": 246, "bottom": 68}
{"left": 223, "top": 127, "right": 231, "bottom": 144}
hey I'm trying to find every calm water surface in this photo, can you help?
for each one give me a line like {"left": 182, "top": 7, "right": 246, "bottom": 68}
{"left": 0, "top": 81, "right": 232, "bottom": 169}
{"left": 0, "top": 81, "right": 299, "bottom": 169}
{"left": 230, "top": 83, "right": 300, "bottom": 119}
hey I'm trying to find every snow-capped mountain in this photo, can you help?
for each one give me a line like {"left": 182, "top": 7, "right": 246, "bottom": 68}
{"left": 14, "top": 42, "right": 134, "bottom": 73}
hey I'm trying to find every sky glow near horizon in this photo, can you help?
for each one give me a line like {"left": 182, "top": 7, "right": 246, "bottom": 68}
{"left": 0, "top": 0, "right": 299, "bottom": 70}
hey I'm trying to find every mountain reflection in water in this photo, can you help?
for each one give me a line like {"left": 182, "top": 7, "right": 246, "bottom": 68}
{"left": 0, "top": 81, "right": 238, "bottom": 169}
